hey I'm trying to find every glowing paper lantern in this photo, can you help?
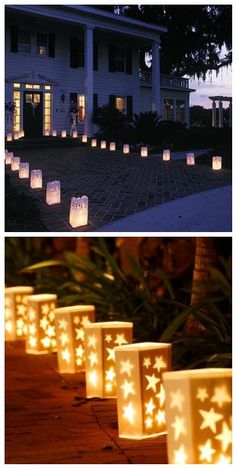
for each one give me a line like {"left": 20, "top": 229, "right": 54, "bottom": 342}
{"left": 123, "top": 144, "right": 130, "bottom": 154}
{"left": 110, "top": 142, "right": 116, "bottom": 151}
{"left": 82, "top": 135, "right": 87, "bottom": 143}
{"left": 101, "top": 140, "right": 106, "bottom": 149}
{"left": 61, "top": 130, "right": 66, "bottom": 138}
{"left": 46, "top": 180, "right": 61, "bottom": 205}
{"left": 5, "top": 286, "right": 34, "bottom": 341}
{"left": 163, "top": 149, "right": 170, "bottom": 161}
{"left": 163, "top": 368, "right": 232, "bottom": 464}
{"left": 30, "top": 169, "right": 42, "bottom": 189}
{"left": 91, "top": 139, "right": 97, "bottom": 147}
{"left": 19, "top": 130, "right": 24, "bottom": 138}
{"left": 52, "top": 130, "right": 57, "bottom": 137}
{"left": 140, "top": 147, "right": 148, "bottom": 157}
{"left": 5, "top": 152, "right": 13, "bottom": 165}
{"left": 26, "top": 294, "right": 57, "bottom": 354}
{"left": 212, "top": 156, "right": 222, "bottom": 170}
{"left": 186, "top": 152, "right": 195, "bottom": 165}
{"left": 11, "top": 156, "right": 20, "bottom": 171}
{"left": 69, "top": 195, "right": 88, "bottom": 228}
{"left": 14, "top": 131, "right": 20, "bottom": 140}
{"left": 19, "top": 162, "right": 29, "bottom": 179}
{"left": 72, "top": 130, "right": 78, "bottom": 138}
{"left": 115, "top": 342, "right": 172, "bottom": 439}
{"left": 54, "top": 305, "right": 95, "bottom": 373}
{"left": 7, "top": 133, "right": 12, "bottom": 142}
{"left": 84, "top": 321, "right": 133, "bottom": 398}
{"left": 45, "top": 129, "right": 50, "bottom": 136}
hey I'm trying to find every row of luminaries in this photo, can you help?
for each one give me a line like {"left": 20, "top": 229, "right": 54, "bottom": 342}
{"left": 5, "top": 287, "right": 232, "bottom": 464}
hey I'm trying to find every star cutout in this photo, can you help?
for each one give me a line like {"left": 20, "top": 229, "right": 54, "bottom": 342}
{"left": 41, "top": 336, "right": 51, "bottom": 348}
{"left": 16, "top": 294, "right": 22, "bottom": 303}
{"left": 216, "top": 454, "right": 231, "bottom": 464}
{"left": 16, "top": 318, "right": 24, "bottom": 330}
{"left": 73, "top": 316, "right": 80, "bottom": 325}
{"left": 143, "top": 357, "right": 151, "bottom": 369}
{"left": 48, "top": 311, "right": 55, "bottom": 321}
{"left": 199, "top": 439, "right": 216, "bottom": 462}
{"left": 105, "top": 382, "right": 113, "bottom": 392}
{"left": 81, "top": 315, "right": 90, "bottom": 327}
{"left": 105, "top": 334, "right": 112, "bottom": 343}
{"left": 76, "top": 357, "right": 83, "bottom": 366}
{"left": 120, "top": 359, "right": 134, "bottom": 377}
{"left": 105, "top": 366, "right": 116, "bottom": 382}
{"left": 16, "top": 304, "right": 27, "bottom": 315}
{"left": 88, "top": 351, "right": 98, "bottom": 367}
{"left": 145, "top": 397, "right": 156, "bottom": 415}
{"left": 58, "top": 318, "right": 68, "bottom": 330}
{"left": 211, "top": 386, "right": 232, "bottom": 408}
{"left": 114, "top": 333, "right": 128, "bottom": 346}
{"left": 145, "top": 373, "right": 160, "bottom": 393}
{"left": 46, "top": 325, "right": 55, "bottom": 337}
{"left": 5, "top": 308, "right": 12, "bottom": 319}
{"left": 87, "top": 334, "right": 97, "bottom": 349}
{"left": 41, "top": 304, "right": 50, "bottom": 314}
{"left": 153, "top": 355, "right": 167, "bottom": 373}
{"left": 215, "top": 421, "right": 232, "bottom": 452}
{"left": 88, "top": 370, "right": 98, "bottom": 387}
{"left": 28, "top": 323, "right": 36, "bottom": 335}
{"left": 123, "top": 402, "right": 136, "bottom": 424}
{"left": 170, "top": 389, "right": 184, "bottom": 412}
{"left": 59, "top": 333, "right": 69, "bottom": 346}
{"left": 50, "top": 303, "right": 55, "bottom": 310}
{"left": 156, "top": 409, "right": 166, "bottom": 425}
{"left": 106, "top": 347, "right": 115, "bottom": 361}
{"left": 40, "top": 316, "right": 49, "bottom": 330}
{"left": 121, "top": 379, "right": 135, "bottom": 399}
{"left": 171, "top": 415, "right": 186, "bottom": 441}
{"left": 5, "top": 320, "right": 13, "bottom": 333}
{"left": 28, "top": 309, "right": 36, "bottom": 320}
{"left": 75, "top": 328, "right": 85, "bottom": 341}
{"left": 145, "top": 417, "right": 153, "bottom": 428}
{"left": 75, "top": 345, "right": 84, "bottom": 358}
{"left": 174, "top": 445, "right": 188, "bottom": 464}
{"left": 199, "top": 407, "right": 223, "bottom": 433}
{"left": 28, "top": 336, "right": 37, "bottom": 347}
{"left": 61, "top": 348, "right": 71, "bottom": 363}
{"left": 196, "top": 387, "right": 209, "bottom": 402}
{"left": 156, "top": 383, "right": 165, "bottom": 407}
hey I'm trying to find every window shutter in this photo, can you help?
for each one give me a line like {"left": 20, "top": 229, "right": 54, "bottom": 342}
{"left": 48, "top": 33, "right": 55, "bottom": 58}
{"left": 126, "top": 48, "right": 132, "bottom": 74}
{"left": 108, "top": 45, "right": 115, "bottom": 72}
{"left": 109, "top": 95, "right": 116, "bottom": 109}
{"left": 93, "top": 42, "right": 98, "bottom": 71}
{"left": 70, "top": 93, "right": 77, "bottom": 103}
{"left": 126, "top": 96, "right": 133, "bottom": 120}
{"left": 93, "top": 93, "right": 98, "bottom": 112}
{"left": 10, "top": 26, "right": 18, "bottom": 53}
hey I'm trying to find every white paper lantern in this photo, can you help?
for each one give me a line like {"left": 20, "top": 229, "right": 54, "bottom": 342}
{"left": 45, "top": 129, "right": 50, "bottom": 136}
{"left": 46, "top": 180, "right": 61, "bottom": 205}
{"left": 101, "top": 140, "right": 106, "bottom": 149}
{"left": 5, "top": 152, "right": 13, "bottom": 165}
{"left": 52, "top": 130, "right": 57, "bottom": 137}
{"left": 163, "top": 149, "right": 171, "bottom": 161}
{"left": 14, "top": 131, "right": 20, "bottom": 140}
{"left": 7, "top": 133, "right": 12, "bottom": 142}
{"left": 91, "top": 139, "right": 97, "bottom": 147}
{"left": 26, "top": 294, "right": 58, "bottom": 354}
{"left": 69, "top": 196, "right": 88, "bottom": 228}
{"left": 5, "top": 286, "right": 34, "bottom": 341}
{"left": 30, "top": 169, "right": 42, "bottom": 189}
{"left": 186, "top": 153, "right": 195, "bottom": 165}
{"left": 11, "top": 157, "right": 20, "bottom": 171}
{"left": 123, "top": 144, "right": 130, "bottom": 154}
{"left": 110, "top": 142, "right": 116, "bottom": 151}
{"left": 212, "top": 156, "right": 222, "bottom": 170}
{"left": 20, "top": 130, "right": 25, "bottom": 138}
{"left": 82, "top": 135, "right": 87, "bottom": 143}
{"left": 19, "top": 162, "right": 29, "bottom": 179}
{"left": 72, "top": 130, "right": 78, "bottom": 138}
{"left": 61, "top": 130, "right": 67, "bottom": 138}
{"left": 141, "top": 147, "right": 148, "bottom": 157}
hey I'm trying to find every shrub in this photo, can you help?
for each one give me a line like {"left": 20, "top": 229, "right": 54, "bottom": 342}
{"left": 92, "top": 105, "right": 128, "bottom": 141}
{"left": 128, "top": 111, "right": 161, "bottom": 145}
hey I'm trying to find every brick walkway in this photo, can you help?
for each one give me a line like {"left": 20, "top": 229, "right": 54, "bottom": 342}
{"left": 5, "top": 146, "right": 232, "bottom": 232}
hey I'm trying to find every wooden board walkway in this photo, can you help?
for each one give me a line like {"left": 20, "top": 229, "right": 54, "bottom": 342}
{"left": 5, "top": 342, "right": 168, "bottom": 464}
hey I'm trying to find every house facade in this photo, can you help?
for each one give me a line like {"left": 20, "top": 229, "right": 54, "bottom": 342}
{"left": 5, "top": 5, "right": 194, "bottom": 137}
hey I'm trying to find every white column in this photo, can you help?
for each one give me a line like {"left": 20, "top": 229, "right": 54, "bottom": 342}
{"left": 212, "top": 99, "right": 216, "bottom": 127}
{"left": 229, "top": 100, "right": 232, "bottom": 127}
{"left": 151, "top": 40, "right": 161, "bottom": 116}
{"left": 185, "top": 100, "right": 190, "bottom": 127}
{"left": 84, "top": 26, "right": 94, "bottom": 136}
{"left": 218, "top": 99, "right": 223, "bottom": 128}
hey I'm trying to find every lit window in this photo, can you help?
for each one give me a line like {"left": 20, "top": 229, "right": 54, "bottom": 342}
{"left": 37, "top": 33, "right": 48, "bottom": 55}
{"left": 115, "top": 97, "right": 126, "bottom": 113}
{"left": 77, "top": 95, "right": 85, "bottom": 121}
{"left": 13, "top": 83, "right": 20, "bottom": 88}
{"left": 163, "top": 99, "right": 174, "bottom": 121}
{"left": 45, "top": 85, "right": 51, "bottom": 90}
{"left": 18, "top": 30, "right": 31, "bottom": 54}
{"left": 13, "top": 91, "right": 21, "bottom": 131}
{"left": 25, "top": 84, "right": 41, "bottom": 90}
{"left": 44, "top": 93, "right": 51, "bottom": 132}
{"left": 176, "top": 100, "right": 186, "bottom": 123}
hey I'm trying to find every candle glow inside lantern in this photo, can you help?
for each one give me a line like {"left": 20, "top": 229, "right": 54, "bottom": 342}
{"left": 7, "top": 133, "right": 12, "bottom": 142}
{"left": 14, "top": 131, "right": 20, "bottom": 140}
{"left": 91, "top": 139, "right": 97, "bottom": 147}
{"left": 82, "top": 135, "right": 87, "bottom": 143}
{"left": 52, "top": 130, "right": 57, "bottom": 137}
{"left": 163, "top": 368, "right": 232, "bottom": 464}
{"left": 72, "top": 130, "right": 78, "bottom": 138}
{"left": 115, "top": 342, "right": 172, "bottom": 439}
{"left": 11, "top": 156, "right": 20, "bottom": 171}
{"left": 30, "top": 169, "right": 42, "bottom": 189}
{"left": 5, "top": 152, "right": 13, "bottom": 165}
{"left": 123, "top": 144, "right": 130, "bottom": 154}
{"left": 84, "top": 321, "right": 133, "bottom": 398}
{"left": 46, "top": 180, "right": 61, "bottom": 205}
{"left": 110, "top": 142, "right": 116, "bottom": 151}
{"left": 212, "top": 156, "right": 222, "bottom": 170}
{"left": 140, "top": 147, "right": 148, "bottom": 157}
{"left": 54, "top": 305, "right": 95, "bottom": 373}
{"left": 5, "top": 286, "right": 34, "bottom": 341}
{"left": 101, "top": 140, "right": 106, "bottom": 149}
{"left": 186, "top": 152, "right": 195, "bottom": 165}
{"left": 163, "top": 149, "right": 171, "bottom": 161}
{"left": 20, "top": 130, "right": 24, "bottom": 138}
{"left": 19, "top": 162, "right": 29, "bottom": 179}
{"left": 69, "top": 195, "right": 88, "bottom": 228}
{"left": 45, "top": 129, "right": 50, "bottom": 136}
{"left": 26, "top": 294, "right": 57, "bottom": 354}
{"left": 61, "top": 130, "right": 66, "bottom": 138}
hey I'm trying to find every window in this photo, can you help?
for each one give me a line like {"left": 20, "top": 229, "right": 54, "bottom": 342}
{"left": 115, "top": 97, "right": 126, "bottom": 112}
{"left": 13, "top": 91, "right": 20, "bottom": 131}
{"left": 70, "top": 38, "right": 84, "bottom": 68}
{"left": 77, "top": 95, "right": 85, "bottom": 121}
{"left": 13, "top": 83, "right": 20, "bottom": 88}
{"left": 176, "top": 100, "right": 186, "bottom": 123}
{"left": 163, "top": 99, "right": 174, "bottom": 121}
{"left": 109, "top": 46, "right": 132, "bottom": 74}
{"left": 25, "top": 84, "right": 41, "bottom": 89}
{"left": 18, "top": 30, "right": 31, "bottom": 54}
{"left": 37, "top": 33, "right": 48, "bottom": 55}
{"left": 110, "top": 95, "right": 133, "bottom": 120}
{"left": 44, "top": 93, "right": 51, "bottom": 132}
{"left": 45, "top": 85, "right": 51, "bottom": 90}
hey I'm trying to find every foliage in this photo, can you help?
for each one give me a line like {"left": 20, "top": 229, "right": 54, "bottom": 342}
{"left": 92, "top": 105, "right": 128, "bottom": 141}
{"left": 190, "top": 105, "right": 231, "bottom": 128}
{"left": 127, "top": 112, "right": 161, "bottom": 145}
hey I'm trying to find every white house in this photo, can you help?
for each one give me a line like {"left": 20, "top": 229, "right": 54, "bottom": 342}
{"left": 5, "top": 4, "right": 195, "bottom": 138}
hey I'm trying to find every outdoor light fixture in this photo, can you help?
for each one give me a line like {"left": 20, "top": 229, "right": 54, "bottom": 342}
{"left": 5, "top": 286, "right": 34, "bottom": 341}
{"left": 14, "top": 131, "right": 20, "bottom": 140}
{"left": 101, "top": 140, "right": 106, "bottom": 149}
{"left": 7, "top": 133, "right": 12, "bottom": 141}
{"left": 91, "top": 139, "right": 97, "bottom": 147}
{"left": 54, "top": 305, "right": 95, "bottom": 373}
{"left": 61, "top": 130, "right": 66, "bottom": 138}
{"left": 141, "top": 147, "right": 148, "bottom": 157}
{"left": 45, "top": 129, "right": 50, "bottom": 136}
{"left": 69, "top": 195, "right": 88, "bottom": 228}
{"left": 72, "top": 130, "right": 78, "bottom": 138}
{"left": 84, "top": 321, "right": 133, "bottom": 398}
{"left": 212, "top": 156, "right": 222, "bottom": 170}
{"left": 186, "top": 153, "right": 195, "bottom": 165}
{"left": 123, "top": 144, "right": 130, "bottom": 154}
{"left": 30, "top": 169, "right": 42, "bottom": 189}
{"left": 115, "top": 342, "right": 172, "bottom": 439}
{"left": 5, "top": 152, "right": 13, "bottom": 165}
{"left": 52, "top": 130, "right": 57, "bottom": 137}
{"left": 46, "top": 180, "right": 61, "bottom": 205}
{"left": 19, "top": 162, "right": 29, "bottom": 179}
{"left": 163, "top": 368, "right": 232, "bottom": 464}
{"left": 26, "top": 294, "right": 57, "bottom": 354}
{"left": 11, "top": 156, "right": 20, "bottom": 171}
{"left": 110, "top": 142, "right": 116, "bottom": 151}
{"left": 163, "top": 149, "right": 171, "bottom": 161}
{"left": 82, "top": 135, "right": 87, "bottom": 143}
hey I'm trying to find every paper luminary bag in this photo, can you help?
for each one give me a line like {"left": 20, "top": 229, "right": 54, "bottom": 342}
{"left": 5, "top": 286, "right": 34, "bottom": 341}
{"left": 84, "top": 321, "right": 133, "bottom": 398}
{"left": 26, "top": 294, "right": 57, "bottom": 354}
{"left": 54, "top": 305, "right": 95, "bottom": 373}
{"left": 115, "top": 342, "right": 172, "bottom": 439}
{"left": 163, "top": 368, "right": 232, "bottom": 464}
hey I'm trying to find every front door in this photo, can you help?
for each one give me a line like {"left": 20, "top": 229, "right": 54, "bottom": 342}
{"left": 23, "top": 92, "right": 43, "bottom": 137}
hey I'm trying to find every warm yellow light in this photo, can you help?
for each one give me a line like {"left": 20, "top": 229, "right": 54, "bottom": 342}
{"left": 5, "top": 152, "right": 14, "bottom": 165}
{"left": 5, "top": 286, "right": 34, "bottom": 341}
{"left": 19, "top": 163, "right": 29, "bottom": 179}
{"left": 72, "top": 130, "right": 78, "bottom": 138}
{"left": 163, "top": 149, "right": 170, "bottom": 161}
{"left": 91, "top": 139, "right": 97, "bottom": 147}
{"left": 186, "top": 152, "right": 195, "bottom": 165}
{"left": 123, "top": 144, "right": 130, "bottom": 154}
{"left": 82, "top": 135, "right": 87, "bottom": 143}
{"left": 110, "top": 142, "right": 116, "bottom": 151}
{"left": 30, "top": 169, "right": 42, "bottom": 189}
{"left": 7, "top": 133, "right": 13, "bottom": 141}
{"left": 26, "top": 294, "right": 57, "bottom": 354}
{"left": 69, "top": 196, "right": 88, "bottom": 228}
{"left": 46, "top": 181, "right": 61, "bottom": 205}
{"left": 101, "top": 140, "right": 106, "bottom": 149}
{"left": 11, "top": 157, "right": 20, "bottom": 171}
{"left": 123, "top": 402, "right": 136, "bottom": 424}
{"left": 61, "top": 130, "right": 66, "bottom": 138}
{"left": 52, "top": 130, "right": 57, "bottom": 137}
{"left": 44, "top": 129, "right": 50, "bottom": 136}
{"left": 141, "top": 147, "right": 148, "bottom": 157}
{"left": 212, "top": 156, "right": 222, "bottom": 170}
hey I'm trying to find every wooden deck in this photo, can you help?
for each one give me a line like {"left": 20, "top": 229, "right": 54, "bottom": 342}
{"left": 5, "top": 342, "right": 168, "bottom": 464}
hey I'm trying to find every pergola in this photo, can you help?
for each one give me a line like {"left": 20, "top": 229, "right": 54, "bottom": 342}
{"left": 209, "top": 96, "right": 232, "bottom": 128}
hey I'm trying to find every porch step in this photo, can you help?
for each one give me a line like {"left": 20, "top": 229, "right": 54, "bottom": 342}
{"left": 5, "top": 136, "right": 85, "bottom": 151}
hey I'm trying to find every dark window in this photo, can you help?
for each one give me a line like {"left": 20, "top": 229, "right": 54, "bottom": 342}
{"left": 48, "top": 33, "right": 55, "bottom": 58}
{"left": 126, "top": 96, "right": 133, "bottom": 120}
{"left": 18, "top": 29, "right": 31, "bottom": 54}
{"left": 93, "top": 42, "right": 98, "bottom": 71}
{"left": 70, "top": 37, "right": 84, "bottom": 68}
{"left": 126, "top": 48, "right": 132, "bottom": 74}
{"left": 109, "top": 45, "right": 132, "bottom": 73}
{"left": 93, "top": 93, "right": 98, "bottom": 112}
{"left": 10, "top": 26, "right": 18, "bottom": 53}
{"left": 109, "top": 95, "right": 116, "bottom": 108}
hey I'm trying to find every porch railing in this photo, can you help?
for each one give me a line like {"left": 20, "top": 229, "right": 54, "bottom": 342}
{"left": 140, "top": 71, "right": 189, "bottom": 89}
